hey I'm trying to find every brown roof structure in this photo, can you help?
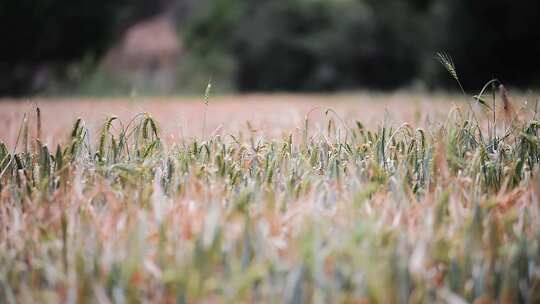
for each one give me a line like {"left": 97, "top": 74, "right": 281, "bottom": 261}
{"left": 122, "top": 15, "right": 181, "bottom": 59}
{"left": 102, "top": 14, "right": 182, "bottom": 92}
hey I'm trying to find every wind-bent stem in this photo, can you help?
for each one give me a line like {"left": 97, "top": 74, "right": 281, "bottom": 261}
{"left": 492, "top": 81, "right": 497, "bottom": 144}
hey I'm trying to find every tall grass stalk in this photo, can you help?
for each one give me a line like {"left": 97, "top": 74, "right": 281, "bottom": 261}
{"left": 202, "top": 78, "right": 212, "bottom": 140}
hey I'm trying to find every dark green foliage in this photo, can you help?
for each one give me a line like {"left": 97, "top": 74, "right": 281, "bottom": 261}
{"left": 187, "top": 0, "right": 426, "bottom": 91}
{"left": 185, "top": 0, "right": 540, "bottom": 92}
{"left": 3, "top": 0, "right": 540, "bottom": 95}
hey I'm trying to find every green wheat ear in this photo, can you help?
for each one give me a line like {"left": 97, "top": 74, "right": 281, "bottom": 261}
{"left": 435, "top": 52, "right": 459, "bottom": 82}
{"left": 204, "top": 78, "right": 212, "bottom": 106}
{"left": 202, "top": 77, "right": 212, "bottom": 139}
{"left": 435, "top": 52, "right": 466, "bottom": 95}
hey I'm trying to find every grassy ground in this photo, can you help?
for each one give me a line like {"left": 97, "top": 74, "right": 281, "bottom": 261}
{"left": 0, "top": 93, "right": 539, "bottom": 303}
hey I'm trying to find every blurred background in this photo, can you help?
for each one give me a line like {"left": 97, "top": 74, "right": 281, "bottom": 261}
{"left": 1, "top": 0, "right": 539, "bottom": 97}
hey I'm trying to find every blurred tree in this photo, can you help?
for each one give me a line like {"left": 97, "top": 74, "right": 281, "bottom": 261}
{"left": 3, "top": 0, "right": 540, "bottom": 95}
{"left": 186, "top": 0, "right": 431, "bottom": 91}
{"left": 185, "top": 0, "right": 540, "bottom": 92}
{"left": 0, "top": 0, "right": 170, "bottom": 96}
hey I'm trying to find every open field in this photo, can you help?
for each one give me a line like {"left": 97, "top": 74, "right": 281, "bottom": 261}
{"left": 1, "top": 94, "right": 540, "bottom": 303}
{"left": 0, "top": 94, "right": 456, "bottom": 146}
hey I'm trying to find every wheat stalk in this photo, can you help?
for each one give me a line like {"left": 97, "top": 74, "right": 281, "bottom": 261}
{"left": 435, "top": 52, "right": 465, "bottom": 95}
{"left": 202, "top": 78, "right": 212, "bottom": 139}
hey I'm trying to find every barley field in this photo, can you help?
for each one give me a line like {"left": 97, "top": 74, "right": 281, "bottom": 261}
{"left": 1, "top": 92, "right": 539, "bottom": 303}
